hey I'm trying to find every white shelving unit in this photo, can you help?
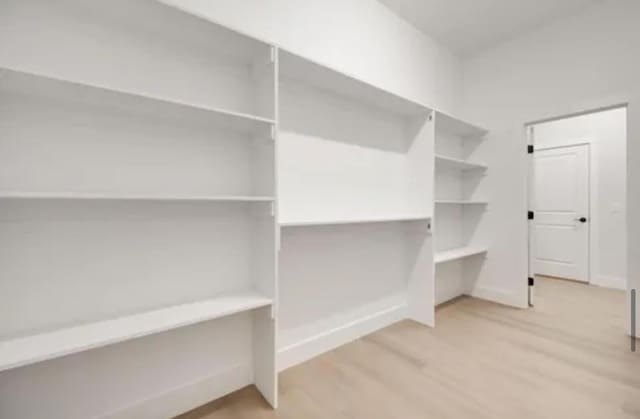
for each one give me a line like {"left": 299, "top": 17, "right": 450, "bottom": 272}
{"left": 280, "top": 215, "right": 430, "bottom": 227}
{"left": 435, "top": 200, "right": 488, "bottom": 205}
{"left": 435, "top": 246, "right": 489, "bottom": 264}
{"left": 0, "top": 192, "right": 276, "bottom": 202}
{"left": 0, "top": 2, "right": 494, "bottom": 418}
{"left": 435, "top": 155, "right": 488, "bottom": 171}
{"left": 0, "top": 291, "right": 272, "bottom": 373}
{"left": 433, "top": 112, "right": 489, "bottom": 307}
{"left": 0, "top": 0, "right": 278, "bottom": 416}
{"left": 277, "top": 50, "right": 435, "bottom": 370}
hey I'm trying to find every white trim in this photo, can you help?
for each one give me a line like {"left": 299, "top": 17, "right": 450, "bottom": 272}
{"left": 277, "top": 304, "right": 407, "bottom": 371}
{"left": 534, "top": 141, "right": 590, "bottom": 151}
{"left": 593, "top": 275, "right": 626, "bottom": 291}
{"left": 103, "top": 363, "right": 252, "bottom": 419}
{"left": 470, "top": 287, "right": 526, "bottom": 308}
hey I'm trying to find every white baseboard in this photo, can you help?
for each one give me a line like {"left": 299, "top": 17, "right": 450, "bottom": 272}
{"left": 103, "top": 363, "right": 252, "bottom": 419}
{"left": 277, "top": 302, "right": 407, "bottom": 371}
{"left": 469, "top": 286, "right": 526, "bottom": 308}
{"left": 593, "top": 275, "right": 626, "bottom": 290}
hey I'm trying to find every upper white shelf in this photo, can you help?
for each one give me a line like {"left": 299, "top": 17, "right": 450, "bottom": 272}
{"left": 435, "top": 200, "right": 488, "bottom": 205}
{"left": 435, "top": 246, "right": 488, "bottom": 264}
{"left": 280, "top": 214, "right": 431, "bottom": 227}
{"left": 0, "top": 290, "right": 272, "bottom": 373}
{"left": 279, "top": 50, "right": 430, "bottom": 118}
{"left": 0, "top": 192, "right": 275, "bottom": 202}
{"left": 0, "top": 67, "right": 275, "bottom": 136}
{"left": 435, "top": 155, "right": 488, "bottom": 171}
{"left": 435, "top": 112, "right": 487, "bottom": 139}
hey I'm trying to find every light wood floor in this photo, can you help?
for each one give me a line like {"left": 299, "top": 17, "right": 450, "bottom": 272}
{"left": 177, "top": 277, "right": 640, "bottom": 419}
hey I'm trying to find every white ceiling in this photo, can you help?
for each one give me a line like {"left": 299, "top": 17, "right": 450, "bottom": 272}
{"left": 378, "top": 0, "right": 601, "bottom": 56}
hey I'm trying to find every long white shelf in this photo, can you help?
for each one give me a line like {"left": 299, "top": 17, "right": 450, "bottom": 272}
{"left": 280, "top": 215, "right": 431, "bottom": 227}
{"left": 279, "top": 50, "right": 430, "bottom": 117}
{"left": 435, "top": 200, "right": 488, "bottom": 205}
{"left": 0, "top": 67, "right": 276, "bottom": 136}
{"left": 435, "top": 112, "right": 488, "bottom": 139}
{"left": 0, "top": 290, "right": 272, "bottom": 373}
{"left": 0, "top": 192, "right": 275, "bottom": 202}
{"left": 435, "top": 155, "right": 487, "bottom": 171}
{"left": 435, "top": 247, "right": 488, "bottom": 264}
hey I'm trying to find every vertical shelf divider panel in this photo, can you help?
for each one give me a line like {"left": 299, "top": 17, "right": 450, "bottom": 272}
{"left": 0, "top": 1, "right": 279, "bottom": 417}
{"left": 276, "top": 50, "right": 434, "bottom": 371}
{"left": 433, "top": 112, "right": 489, "bottom": 308}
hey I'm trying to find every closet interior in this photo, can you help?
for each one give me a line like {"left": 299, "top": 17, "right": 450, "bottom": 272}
{"left": 0, "top": 1, "right": 490, "bottom": 417}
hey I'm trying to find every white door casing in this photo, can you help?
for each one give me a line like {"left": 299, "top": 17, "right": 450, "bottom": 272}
{"left": 533, "top": 144, "right": 590, "bottom": 282}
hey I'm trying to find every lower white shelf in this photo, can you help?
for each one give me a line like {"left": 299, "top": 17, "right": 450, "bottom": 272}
{"left": 0, "top": 290, "right": 272, "bottom": 373}
{"left": 279, "top": 215, "right": 431, "bottom": 227}
{"left": 435, "top": 246, "right": 488, "bottom": 264}
{"left": 435, "top": 155, "right": 487, "bottom": 171}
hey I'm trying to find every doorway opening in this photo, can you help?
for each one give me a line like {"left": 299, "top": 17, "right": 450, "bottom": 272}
{"left": 526, "top": 105, "right": 628, "bottom": 308}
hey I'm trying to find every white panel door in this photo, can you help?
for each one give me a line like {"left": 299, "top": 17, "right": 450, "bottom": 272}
{"left": 533, "top": 144, "right": 589, "bottom": 281}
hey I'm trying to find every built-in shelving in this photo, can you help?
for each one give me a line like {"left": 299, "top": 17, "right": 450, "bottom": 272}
{"left": 0, "top": 0, "right": 279, "bottom": 415}
{"left": 0, "top": 1, "right": 493, "bottom": 417}
{"left": 436, "top": 112, "right": 488, "bottom": 139}
{"left": 435, "top": 200, "right": 488, "bottom": 205}
{"left": 0, "top": 68, "right": 276, "bottom": 136}
{"left": 433, "top": 111, "right": 489, "bottom": 307}
{"left": 0, "top": 192, "right": 275, "bottom": 202}
{"left": 276, "top": 48, "right": 435, "bottom": 373}
{"left": 279, "top": 50, "right": 429, "bottom": 117}
{"left": 435, "top": 247, "right": 488, "bottom": 264}
{"left": 280, "top": 215, "right": 431, "bottom": 227}
{"left": 0, "top": 290, "right": 272, "bottom": 373}
{"left": 435, "top": 155, "right": 487, "bottom": 171}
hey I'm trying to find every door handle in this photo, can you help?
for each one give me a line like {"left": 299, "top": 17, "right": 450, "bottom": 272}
{"left": 575, "top": 217, "right": 588, "bottom": 223}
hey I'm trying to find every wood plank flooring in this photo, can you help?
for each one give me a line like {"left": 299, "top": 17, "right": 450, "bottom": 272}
{"left": 177, "top": 277, "right": 640, "bottom": 419}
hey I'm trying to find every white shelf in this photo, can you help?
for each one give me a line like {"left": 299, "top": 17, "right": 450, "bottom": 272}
{"left": 0, "top": 67, "right": 276, "bottom": 136}
{"left": 0, "top": 290, "right": 272, "bottom": 373}
{"left": 435, "top": 112, "right": 488, "bottom": 139}
{"left": 435, "top": 200, "right": 488, "bottom": 205}
{"left": 435, "top": 247, "right": 488, "bottom": 264}
{"left": 435, "top": 155, "right": 487, "bottom": 171}
{"left": 280, "top": 215, "right": 431, "bottom": 227}
{"left": 0, "top": 192, "right": 275, "bottom": 202}
{"left": 279, "top": 50, "right": 430, "bottom": 117}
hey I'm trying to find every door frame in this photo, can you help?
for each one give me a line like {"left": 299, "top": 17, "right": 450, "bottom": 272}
{"left": 524, "top": 103, "right": 628, "bottom": 308}
{"left": 528, "top": 140, "right": 592, "bottom": 285}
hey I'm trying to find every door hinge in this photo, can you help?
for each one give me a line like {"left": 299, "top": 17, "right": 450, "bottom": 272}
{"left": 528, "top": 145, "right": 534, "bottom": 154}
{"left": 528, "top": 211, "right": 534, "bottom": 220}
{"left": 528, "top": 277, "right": 535, "bottom": 286}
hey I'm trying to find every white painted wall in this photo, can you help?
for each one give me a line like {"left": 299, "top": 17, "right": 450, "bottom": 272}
{"left": 160, "top": 0, "right": 461, "bottom": 113}
{"left": 461, "top": 0, "right": 640, "bottom": 328}
{"left": 532, "top": 108, "right": 627, "bottom": 290}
